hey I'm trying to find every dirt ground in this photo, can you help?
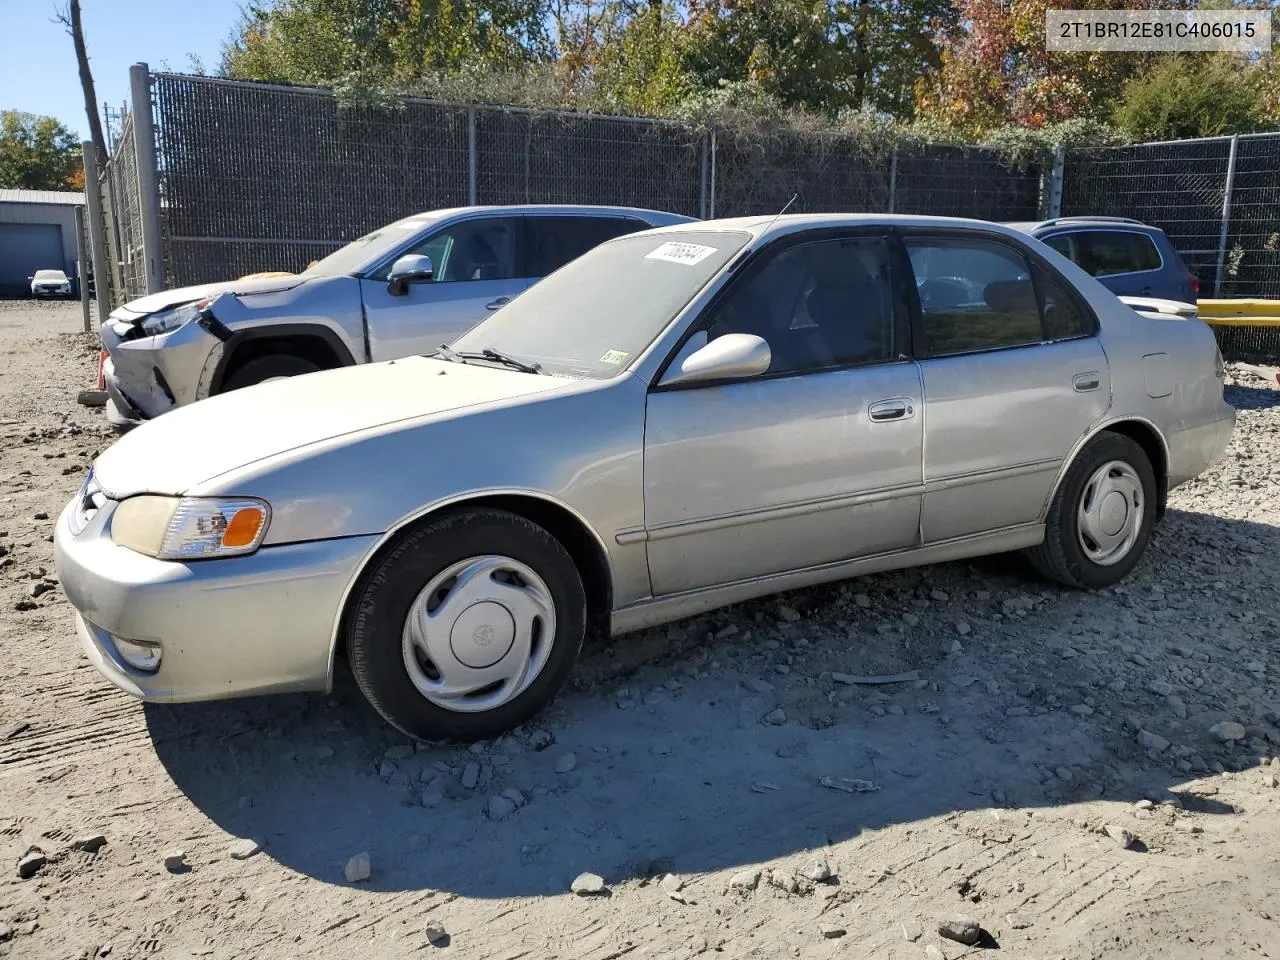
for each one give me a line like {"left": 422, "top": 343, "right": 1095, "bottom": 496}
{"left": 2, "top": 299, "right": 1279, "bottom": 960}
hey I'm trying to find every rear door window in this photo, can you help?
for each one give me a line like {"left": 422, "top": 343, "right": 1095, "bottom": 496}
{"left": 527, "top": 216, "right": 648, "bottom": 277}
{"left": 1074, "top": 231, "right": 1163, "bottom": 277}
{"left": 905, "top": 237, "right": 1043, "bottom": 356}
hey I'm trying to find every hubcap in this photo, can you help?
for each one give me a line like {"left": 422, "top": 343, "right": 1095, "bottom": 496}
{"left": 401, "top": 556, "right": 555, "bottom": 713}
{"left": 1076, "top": 460, "right": 1144, "bottom": 566}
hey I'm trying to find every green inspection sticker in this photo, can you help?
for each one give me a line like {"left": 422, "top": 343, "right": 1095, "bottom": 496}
{"left": 600, "top": 349, "right": 629, "bottom": 365}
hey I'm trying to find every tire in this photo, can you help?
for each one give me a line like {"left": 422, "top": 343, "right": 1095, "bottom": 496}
{"left": 346, "top": 508, "right": 586, "bottom": 741}
{"left": 221, "top": 353, "right": 321, "bottom": 391}
{"left": 1027, "top": 432, "right": 1157, "bottom": 589}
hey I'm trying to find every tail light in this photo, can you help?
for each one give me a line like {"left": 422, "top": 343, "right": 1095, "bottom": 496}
{"left": 96, "top": 350, "right": 107, "bottom": 390}
{"left": 1214, "top": 344, "right": 1225, "bottom": 381}
{"left": 1189, "top": 272, "right": 1201, "bottom": 298}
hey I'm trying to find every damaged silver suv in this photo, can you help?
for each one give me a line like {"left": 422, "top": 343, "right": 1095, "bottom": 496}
{"left": 101, "top": 204, "right": 692, "bottom": 427}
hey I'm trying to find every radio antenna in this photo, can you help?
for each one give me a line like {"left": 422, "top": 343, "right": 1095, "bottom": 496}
{"left": 763, "top": 194, "right": 798, "bottom": 234}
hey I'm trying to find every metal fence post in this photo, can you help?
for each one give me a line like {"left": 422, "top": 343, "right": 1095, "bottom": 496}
{"left": 1214, "top": 134, "right": 1240, "bottom": 298}
{"left": 129, "top": 63, "right": 165, "bottom": 293}
{"left": 81, "top": 140, "right": 112, "bottom": 325}
{"left": 1047, "top": 145, "right": 1066, "bottom": 219}
{"left": 699, "top": 134, "right": 709, "bottom": 220}
{"left": 887, "top": 148, "right": 898, "bottom": 213}
{"left": 467, "top": 107, "right": 477, "bottom": 206}
{"left": 708, "top": 129, "right": 717, "bottom": 219}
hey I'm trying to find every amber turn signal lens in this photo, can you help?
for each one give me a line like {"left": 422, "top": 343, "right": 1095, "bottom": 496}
{"left": 222, "top": 507, "right": 265, "bottom": 548}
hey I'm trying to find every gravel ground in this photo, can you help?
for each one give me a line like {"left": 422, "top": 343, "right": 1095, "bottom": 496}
{"left": 2, "top": 300, "right": 1280, "bottom": 959}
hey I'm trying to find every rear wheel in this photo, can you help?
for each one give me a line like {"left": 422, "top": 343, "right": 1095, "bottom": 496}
{"left": 346, "top": 508, "right": 586, "bottom": 741}
{"left": 222, "top": 354, "right": 321, "bottom": 391}
{"left": 1027, "top": 432, "right": 1156, "bottom": 589}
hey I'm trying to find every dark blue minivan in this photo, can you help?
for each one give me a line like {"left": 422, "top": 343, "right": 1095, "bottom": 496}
{"left": 1011, "top": 217, "right": 1200, "bottom": 303}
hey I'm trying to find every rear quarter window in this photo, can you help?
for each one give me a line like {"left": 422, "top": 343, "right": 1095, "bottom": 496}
{"left": 1074, "top": 231, "right": 1163, "bottom": 277}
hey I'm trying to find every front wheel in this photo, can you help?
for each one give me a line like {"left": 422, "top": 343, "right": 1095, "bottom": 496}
{"left": 346, "top": 508, "right": 586, "bottom": 741}
{"left": 222, "top": 354, "right": 321, "bottom": 391}
{"left": 1027, "top": 432, "right": 1157, "bottom": 589}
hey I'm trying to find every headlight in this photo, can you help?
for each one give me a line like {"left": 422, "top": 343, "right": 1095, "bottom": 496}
{"left": 111, "top": 496, "right": 271, "bottom": 560}
{"left": 140, "top": 302, "right": 203, "bottom": 337}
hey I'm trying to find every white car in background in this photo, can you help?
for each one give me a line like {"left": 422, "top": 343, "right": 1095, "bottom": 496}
{"left": 30, "top": 269, "right": 72, "bottom": 298}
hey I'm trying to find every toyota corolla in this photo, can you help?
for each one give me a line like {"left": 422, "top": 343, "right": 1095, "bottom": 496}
{"left": 55, "top": 215, "right": 1234, "bottom": 742}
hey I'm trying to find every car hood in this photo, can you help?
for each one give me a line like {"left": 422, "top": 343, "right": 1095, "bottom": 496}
{"left": 114, "top": 276, "right": 308, "bottom": 320}
{"left": 92, "top": 357, "right": 568, "bottom": 497}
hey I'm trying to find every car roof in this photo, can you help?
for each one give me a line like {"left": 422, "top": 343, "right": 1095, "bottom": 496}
{"left": 405, "top": 204, "right": 696, "bottom": 224}
{"left": 648, "top": 213, "right": 1038, "bottom": 245}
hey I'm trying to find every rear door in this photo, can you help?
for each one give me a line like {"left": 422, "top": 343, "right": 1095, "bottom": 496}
{"left": 903, "top": 231, "right": 1111, "bottom": 543}
{"left": 360, "top": 214, "right": 526, "bottom": 361}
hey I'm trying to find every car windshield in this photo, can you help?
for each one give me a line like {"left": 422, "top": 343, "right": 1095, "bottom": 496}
{"left": 301, "top": 213, "right": 441, "bottom": 278}
{"left": 450, "top": 229, "right": 752, "bottom": 379}
{"left": 34, "top": 270, "right": 66, "bottom": 281}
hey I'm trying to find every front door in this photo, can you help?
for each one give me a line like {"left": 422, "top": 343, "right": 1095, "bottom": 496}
{"left": 903, "top": 232, "right": 1112, "bottom": 542}
{"left": 642, "top": 233, "right": 925, "bottom": 596}
{"left": 361, "top": 215, "right": 527, "bottom": 361}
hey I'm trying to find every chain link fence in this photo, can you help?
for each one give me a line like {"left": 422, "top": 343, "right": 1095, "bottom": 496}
{"left": 100, "top": 109, "right": 148, "bottom": 304}
{"left": 133, "top": 72, "right": 1042, "bottom": 288}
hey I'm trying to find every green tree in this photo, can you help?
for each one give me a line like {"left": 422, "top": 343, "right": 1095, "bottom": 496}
{"left": 1113, "top": 54, "right": 1269, "bottom": 140}
{"left": 222, "top": 0, "right": 552, "bottom": 85}
{"left": 0, "top": 111, "right": 83, "bottom": 190}
{"left": 677, "top": 0, "right": 955, "bottom": 119}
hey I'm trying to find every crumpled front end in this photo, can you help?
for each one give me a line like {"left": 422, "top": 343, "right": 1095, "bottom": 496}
{"left": 100, "top": 307, "right": 226, "bottom": 429}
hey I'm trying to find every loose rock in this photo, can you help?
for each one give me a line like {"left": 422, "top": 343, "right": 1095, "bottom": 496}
{"left": 778, "top": 605, "right": 802, "bottom": 622}
{"left": 72, "top": 833, "right": 107, "bottom": 853}
{"left": 1006, "top": 913, "right": 1033, "bottom": 930}
{"left": 554, "top": 753, "right": 577, "bottom": 774}
{"left": 461, "top": 762, "right": 480, "bottom": 789}
{"left": 571, "top": 872, "right": 607, "bottom": 895}
{"left": 1211, "top": 721, "right": 1247, "bottom": 742}
{"left": 819, "top": 923, "right": 846, "bottom": 939}
{"left": 768, "top": 870, "right": 799, "bottom": 894}
{"left": 763, "top": 708, "right": 787, "bottom": 725}
{"left": 163, "top": 849, "right": 188, "bottom": 872}
{"left": 937, "top": 915, "right": 982, "bottom": 946}
{"left": 729, "top": 868, "right": 761, "bottom": 891}
{"left": 229, "top": 838, "right": 263, "bottom": 860}
{"left": 1104, "top": 824, "right": 1138, "bottom": 849}
{"left": 18, "top": 850, "right": 46, "bottom": 879}
{"left": 345, "top": 852, "right": 371, "bottom": 882}
{"left": 801, "top": 858, "right": 831, "bottom": 882}
{"left": 425, "top": 919, "right": 447, "bottom": 945}
{"left": 1137, "top": 729, "right": 1170, "bottom": 753}
{"left": 487, "top": 796, "right": 517, "bottom": 821}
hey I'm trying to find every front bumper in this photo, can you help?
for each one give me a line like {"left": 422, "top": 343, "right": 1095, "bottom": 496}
{"left": 100, "top": 315, "right": 222, "bottom": 422}
{"left": 54, "top": 495, "right": 379, "bottom": 703}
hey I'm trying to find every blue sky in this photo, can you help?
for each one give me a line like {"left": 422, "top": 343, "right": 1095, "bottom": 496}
{"left": 1, "top": 0, "right": 245, "bottom": 138}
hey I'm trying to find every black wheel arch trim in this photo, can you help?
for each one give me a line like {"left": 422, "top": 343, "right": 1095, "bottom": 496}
{"left": 210, "top": 322, "right": 358, "bottom": 394}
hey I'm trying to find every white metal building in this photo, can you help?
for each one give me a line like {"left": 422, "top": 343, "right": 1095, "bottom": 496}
{"left": 0, "top": 189, "right": 85, "bottom": 297}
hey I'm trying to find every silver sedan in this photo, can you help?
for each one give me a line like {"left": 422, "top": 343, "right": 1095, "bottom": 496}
{"left": 54, "top": 215, "right": 1235, "bottom": 741}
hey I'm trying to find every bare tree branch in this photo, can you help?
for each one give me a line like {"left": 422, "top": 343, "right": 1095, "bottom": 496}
{"left": 55, "top": 0, "right": 108, "bottom": 179}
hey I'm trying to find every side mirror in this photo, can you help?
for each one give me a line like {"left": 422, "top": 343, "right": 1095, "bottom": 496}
{"left": 388, "top": 254, "right": 434, "bottom": 295}
{"left": 659, "top": 333, "right": 771, "bottom": 387}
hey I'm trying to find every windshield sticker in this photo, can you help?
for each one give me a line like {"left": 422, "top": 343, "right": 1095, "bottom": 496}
{"left": 645, "top": 241, "right": 718, "bottom": 265}
{"left": 600, "top": 349, "right": 629, "bottom": 365}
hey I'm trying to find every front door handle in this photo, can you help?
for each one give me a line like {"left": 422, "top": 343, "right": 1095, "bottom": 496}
{"left": 868, "top": 398, "right": 914, "bottom": 422}
{"left": 486, "top": 297, "right": 511, "bottom": 311}
{"left": 1073, "top": 372, "right": 1101, "bottom": 392}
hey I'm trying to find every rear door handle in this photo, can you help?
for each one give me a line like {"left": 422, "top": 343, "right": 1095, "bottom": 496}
{"left": 486, "top": 297, "right": 511, "bottom": 311}
{"left": 868, "top": 398, "right": 914, "bottom": 422}
{"left": 1073, "top": 372, "right": 1101, "bottom": 392}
